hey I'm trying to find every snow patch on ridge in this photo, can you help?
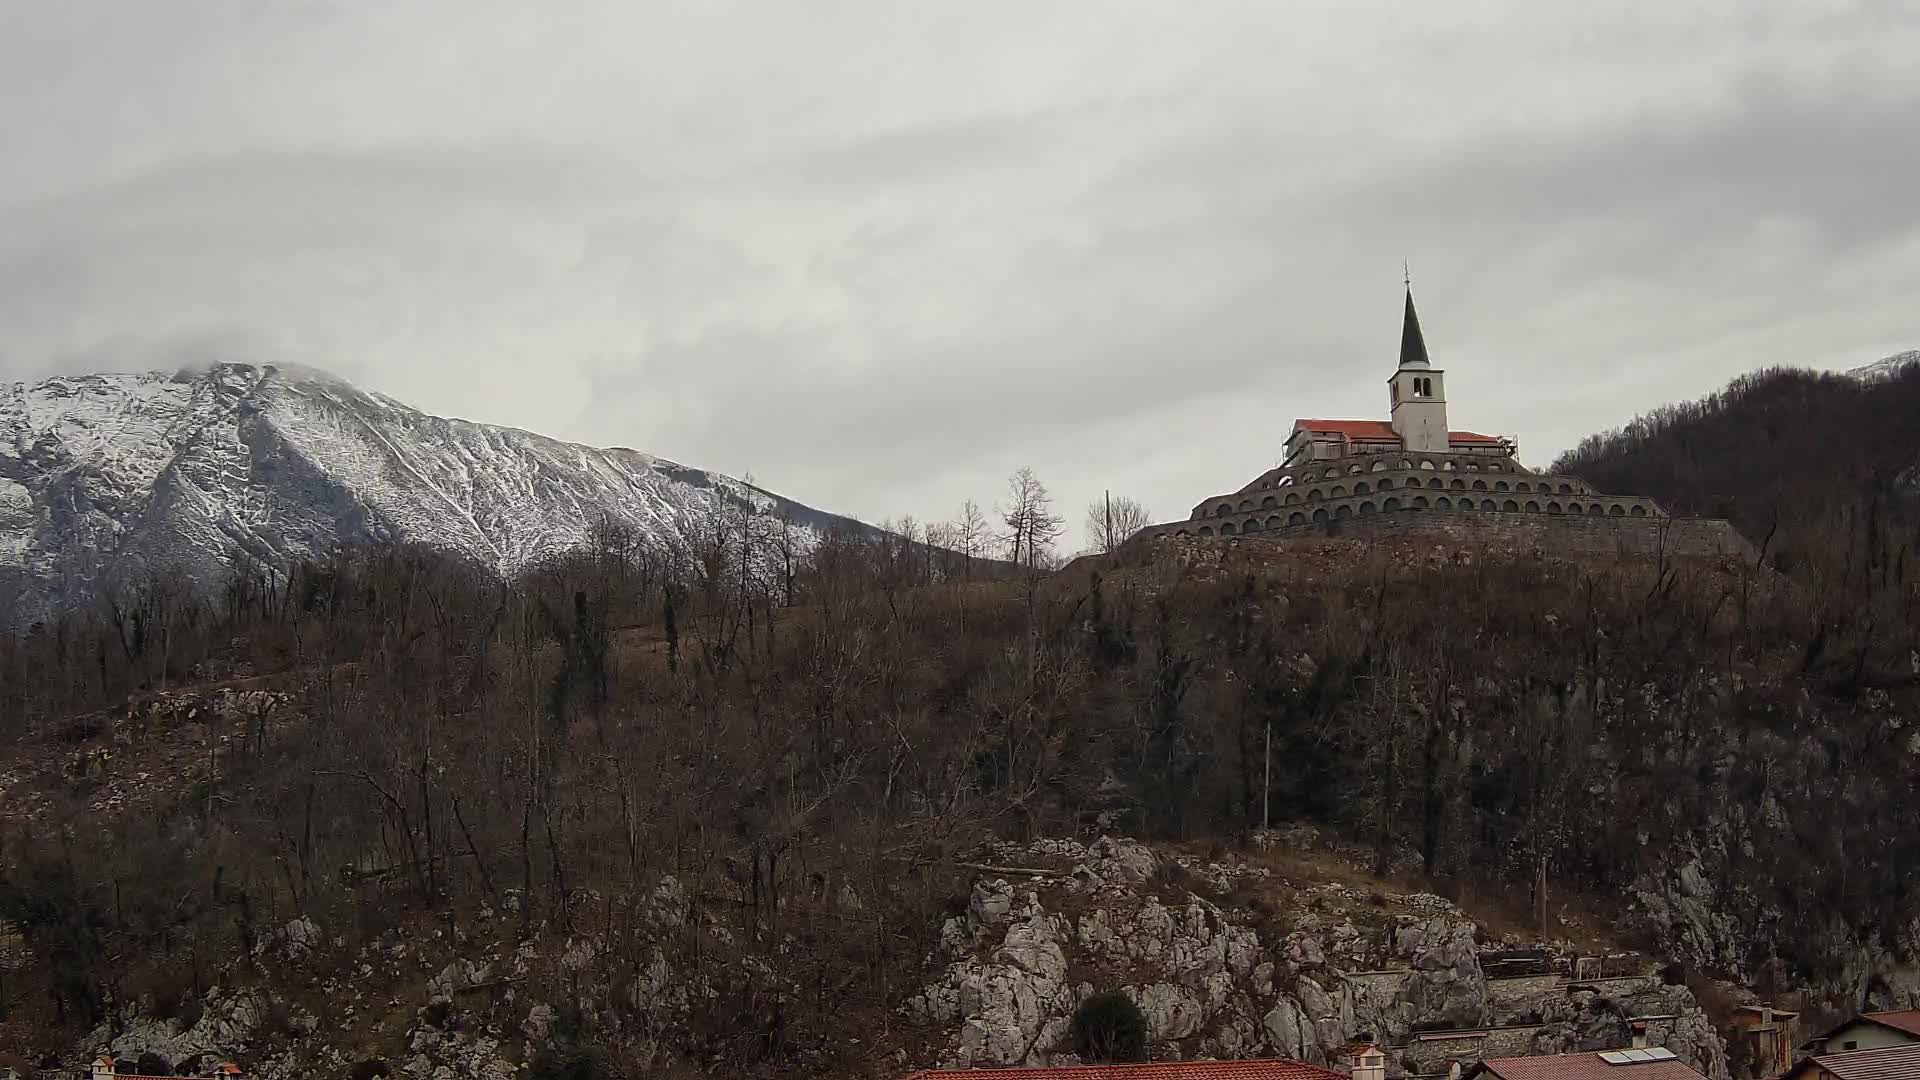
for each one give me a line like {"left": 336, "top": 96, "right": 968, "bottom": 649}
{"left": 0, "top": 362, "right": 866, "bottom": 626}
{"left": 1847, "top": 349, "right": 1920, "bottom": 380}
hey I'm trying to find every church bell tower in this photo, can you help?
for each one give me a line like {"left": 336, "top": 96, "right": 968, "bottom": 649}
{"left": 1388, "top": 285, "right": 1449, "bottom": 453}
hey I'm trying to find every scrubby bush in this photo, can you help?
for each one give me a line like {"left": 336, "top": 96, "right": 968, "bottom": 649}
{"left": 1071, "top": 990, "right": 1149, "bottom": 1063}
{"left": 529, "top": 1043, "right": 610, "bottom": 1080}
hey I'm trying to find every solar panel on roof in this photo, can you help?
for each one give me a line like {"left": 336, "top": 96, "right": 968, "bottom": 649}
{"left": 1598, "top": 1048, "right": 1678, "bottom": 1065}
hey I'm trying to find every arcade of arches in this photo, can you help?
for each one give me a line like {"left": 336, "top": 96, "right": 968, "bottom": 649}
{"left": 1127, "top": 451, "right": 1669, "bottom": 544}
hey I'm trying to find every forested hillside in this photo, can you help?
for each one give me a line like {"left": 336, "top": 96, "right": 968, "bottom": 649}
{"left": 2, "top": 369, "right": 1919, "bottom": 1076}
{"left": 1555, "top": 363, "right": 1920, "bottom": 575}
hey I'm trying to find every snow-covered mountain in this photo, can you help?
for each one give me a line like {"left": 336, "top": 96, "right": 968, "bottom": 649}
{"left": 1, "top": 363, "right": 867, "bottom": 626}
{"left": 1846, "top": 349, "right": 1920, "bottom": 380}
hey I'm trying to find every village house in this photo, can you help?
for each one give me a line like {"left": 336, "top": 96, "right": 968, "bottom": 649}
{"left": 1781, "top": 1041, "right": 1920, "bottom": 1080}
{"left": 1461, "top": 1047, "right": 1708, "bottom": 1080}
{"left": 1725, "top": 1003, "right": 1799, "bottom": 1078}
{"left": 88, "top": 1057, "right": 242, "bottom": 1079}
{"left": 1809, "top": 1009, "right": 1920, "bottom": 1054}
{"left": 900, "top": 1050, "right": 1361, "bottom": 1080}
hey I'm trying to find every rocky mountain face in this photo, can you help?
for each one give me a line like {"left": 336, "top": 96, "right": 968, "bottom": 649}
{"left": 916, "top": 837, "right": 1727, "bottom": 1078}
{"left": 1846, "top": 349, "right": 1920, "bottom": 380}
{"left": 0, "top": 363, "right": 864, "bottom": 627}
{"left": 46, "top": 835, "right": 1732, "bottom": 1080}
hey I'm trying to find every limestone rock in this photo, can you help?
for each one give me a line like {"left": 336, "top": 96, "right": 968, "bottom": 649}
{"left": 523, "top": 1003, "right": 556, "bottom": 1042}
{"left": 915, "top": 906, "right": 1078, "bottom": 1066}
{"left": 1261, "top": 998, "right": 1312, "bottom": 1059}
{"left": 648, "top": 875, "right": 690, "bottom": 928}
{"left": 1396, "top": 917, "right": 1488, "bottom": 1029}
{"left": 971, "top": 878, "right": 1017, "bottom": 930}
{"left": 1129, "top": 982, "right": 1206, "bottom": 1041}
{"left": 1076, "top": 836, "right": 1160, "bottom": 887}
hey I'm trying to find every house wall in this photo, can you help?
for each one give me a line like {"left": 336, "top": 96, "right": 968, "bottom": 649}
{"left": 1822, "top": 1020, "right": 1920, "bottom": 1053}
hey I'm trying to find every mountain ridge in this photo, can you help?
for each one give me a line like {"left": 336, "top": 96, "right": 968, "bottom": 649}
{"left": 1845, "top": 348, "right": 1920, "bottom": 380}
{"left": 0, "top": 362, "right": 867, "bottom": 626}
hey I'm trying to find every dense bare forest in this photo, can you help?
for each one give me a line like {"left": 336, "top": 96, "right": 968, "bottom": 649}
{"left": 3, "top": 369, "right": 1920, "bottom": 1076}
{"left": 1556, "top": 363, "right": 1920, "bottom": 575}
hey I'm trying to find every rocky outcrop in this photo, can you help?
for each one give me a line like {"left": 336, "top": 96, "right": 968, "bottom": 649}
{"left": 85, "top": 988, "right": 316, "bottom": 1070}
{"left": 913, "top": 837, "right": 1730, "bottom": 1079}
{"left": 53, "top": 838, "right": 1732, "bottom": 1080}
{"left": 1634, "top": 850, "right": 1920, "bottom": 1015}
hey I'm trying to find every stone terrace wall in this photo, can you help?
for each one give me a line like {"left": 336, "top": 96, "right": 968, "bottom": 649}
{"left": 1200, "top": 510, "right": 1755, "bottom": 562}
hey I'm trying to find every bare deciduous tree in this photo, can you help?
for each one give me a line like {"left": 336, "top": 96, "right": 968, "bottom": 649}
{"left": 955, "top": 500, "right": 990, "bottom": 580}
{"left": 1000, "top": 467, "right": 1065, "bottom": 573}
{"left": 1084, "top": 493, "right": 1152, "bottom": 553}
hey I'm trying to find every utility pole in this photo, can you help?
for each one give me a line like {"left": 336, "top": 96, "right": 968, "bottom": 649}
{"left": 1262, "top": 720, "right": 1271, "bottom": 833}
{"left": 1537, "top": 854, "right": 1549, "bottom": 937}
{"left": 1104, "top": 490, "right": 1112, "bottom": 552}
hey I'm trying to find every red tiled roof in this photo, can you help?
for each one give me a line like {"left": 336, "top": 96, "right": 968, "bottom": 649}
{"left": 902, "top": 1060, "right": 1345, "bottom": 1080}
{"left": 1792, "top": 1042, "right": 1920, "bottom": 1080}
{"left": 1294, "top": 419, "right": 1399, "bottom": 440}
{"left": 1472, "top": 1053, "right": 1706, "bottom": 1080}
{"left": 1860, "top": 1009, "right": 1920, "bottom": 1037}
{"left": 87, "top": 1063, "right": 241, "bottom": 1080}
{"left": 1291, "top": 419, "right": 1507, "bottom": 446}
{"left": 1816, "top": 1008, "right": 1920, "bottom": 1044}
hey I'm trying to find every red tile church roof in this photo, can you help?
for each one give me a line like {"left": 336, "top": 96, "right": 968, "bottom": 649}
{"left": 1294, "top": 419, "right": 1399, "bottom": 440}
{"left": 901, "top": 1060, "right": 1345, "bottom": 1080}
{"left": 1291, "top": 419, "right": 1506, "bottom": 445}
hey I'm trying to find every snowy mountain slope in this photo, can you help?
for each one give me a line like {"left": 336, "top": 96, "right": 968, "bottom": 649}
{"left": 1846, "top": 348, "right": 1920, "bottom": 380}
{"left": 0, "top": 363, "right": 869, "bottom": 626}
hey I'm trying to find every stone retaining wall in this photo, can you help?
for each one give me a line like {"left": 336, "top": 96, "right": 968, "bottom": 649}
{"left": 1142, "top": 510, "right": 1754, "bottom": 563}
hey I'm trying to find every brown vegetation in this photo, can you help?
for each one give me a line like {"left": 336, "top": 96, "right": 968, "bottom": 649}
{"left": 1, "top": 361, "right": 1919, "bottom": 1074}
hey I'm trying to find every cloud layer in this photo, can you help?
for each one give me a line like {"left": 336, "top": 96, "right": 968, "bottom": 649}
{"left": 3, "top": 1, "right": 1916, "bottom": 542}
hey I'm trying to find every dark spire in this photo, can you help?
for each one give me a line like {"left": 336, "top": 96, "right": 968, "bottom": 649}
{"left": 1399, "top": 284, "right": 1431, "bottom": 369}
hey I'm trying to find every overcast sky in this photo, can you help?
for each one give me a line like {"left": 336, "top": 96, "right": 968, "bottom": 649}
{"left": 3, "top": 2, "right": 1917, "bottom": 546}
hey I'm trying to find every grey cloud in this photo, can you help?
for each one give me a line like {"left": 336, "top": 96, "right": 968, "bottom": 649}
{"left": 2, "top": 2, "right": 1916, "bottom": 544}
